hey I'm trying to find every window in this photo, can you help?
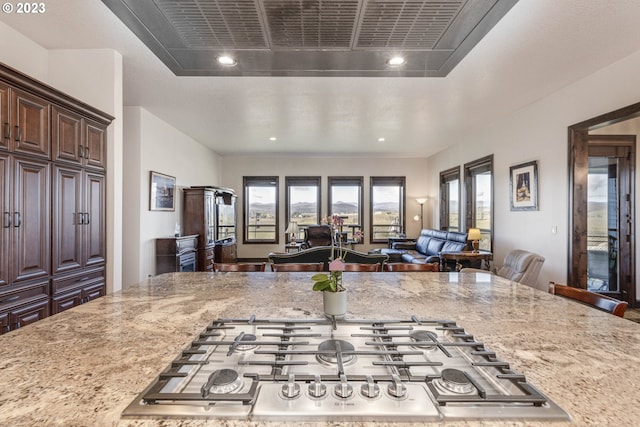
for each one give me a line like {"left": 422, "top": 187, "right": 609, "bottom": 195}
{"left": 440, "top": 167, "right": 460, "bottom": 232}
{"left": 285, "top": 176, "right": 321, "bottom": 240}
{"left": 464, "top": 155, "right": 493, "bottom": 251}
{"left": 328, "top": 177, "right": 363, "bottom": 240}
{"left": 243, "top": 176, "right": 278, "bottom": 243}
{"left": 370, "top": 177, "right": 405, "bottom": 243}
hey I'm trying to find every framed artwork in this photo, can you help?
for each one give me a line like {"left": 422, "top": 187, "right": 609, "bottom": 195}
{"left": 150, "top": 171, "right": 176, "bottom": 211}
{"left": 510, "top": 161, "right": 538, "bottom": 211}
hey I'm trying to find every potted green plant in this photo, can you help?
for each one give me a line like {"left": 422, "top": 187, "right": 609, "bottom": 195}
{"left": 310, "top": 216, "right": 363, "bottom": 317}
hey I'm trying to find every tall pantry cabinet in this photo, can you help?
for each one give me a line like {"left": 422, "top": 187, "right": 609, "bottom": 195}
{"left": 0, "top": 63, "right": 113, "bottom": 333}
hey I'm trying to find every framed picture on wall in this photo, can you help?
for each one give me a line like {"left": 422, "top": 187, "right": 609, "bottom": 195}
{"left": 150, "top": 171, "right": 176, "bottom": 211}
{"left": 510, "top": 161, "right": 538, "bottom": 211}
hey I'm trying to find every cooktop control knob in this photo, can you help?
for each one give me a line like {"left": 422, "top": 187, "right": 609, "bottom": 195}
{"left": 281, "top": 374, "right": 300, "bottom": 399}
{"left": 308, "top": 374, "right": 327, "bottom": 398}
{"left": 334, "top": 374, "right": 353, "bottom": 399}
{"left": 361, "top": 375, "right": 380, "bottom": 398}
{"left": 387, "top": 374, "right": 407, "bottom": 398}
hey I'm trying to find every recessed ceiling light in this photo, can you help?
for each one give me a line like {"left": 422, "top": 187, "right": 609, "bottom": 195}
{"left": 386, "top": 56, "right": 405, "bottom": 66}
{"left": 216, "top": 55, "right": 237, "bottom": 66}
{"left": 269, "top": 136, "right": 277, "bottom": 141}
{"left": 378, "top": 137, "right": 385, "bottom": 142}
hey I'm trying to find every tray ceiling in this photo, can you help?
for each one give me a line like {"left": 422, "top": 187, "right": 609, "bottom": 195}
{"left": 101, "top": 0, "right": 518, "bottom": 76}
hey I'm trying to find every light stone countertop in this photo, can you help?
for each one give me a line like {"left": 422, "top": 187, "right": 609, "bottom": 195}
{"left": 1, "top": 271, "right": 639, "bottom": 427}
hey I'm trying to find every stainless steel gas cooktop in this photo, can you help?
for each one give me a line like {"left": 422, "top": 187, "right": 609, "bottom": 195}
{"left": 122, "top": 316, "right": 570, "bottom": 422}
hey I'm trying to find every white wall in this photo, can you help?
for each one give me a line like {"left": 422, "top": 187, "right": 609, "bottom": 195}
{"left": 426, "top": 49, "right": 640, "bottom": 291}
{"left": 221, "top": 156, "right": 429, "bottom": 259}
{"left": 122, "top": 107, "right": 222, "bottom": 285}
{"left": 0, "top": 21, "right": 47, "bottom": 81}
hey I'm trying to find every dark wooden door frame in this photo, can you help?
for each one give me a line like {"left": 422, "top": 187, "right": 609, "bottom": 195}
{"left": 568, "top": 102, "right": 640, "bottom": 306}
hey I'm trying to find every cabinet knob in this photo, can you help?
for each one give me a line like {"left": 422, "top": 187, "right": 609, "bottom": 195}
{"left": 3, "top": 123, "right": 9, "bottom": 140}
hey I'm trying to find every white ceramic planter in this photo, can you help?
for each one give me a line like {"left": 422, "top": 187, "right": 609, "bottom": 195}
{"left": 323, "top": 290, "right": 347, "bottom": 318}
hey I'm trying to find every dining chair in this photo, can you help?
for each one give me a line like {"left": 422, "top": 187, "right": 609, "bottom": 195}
{"left": 548, "top": 281, "right": 628, "bottom": 317}
{"left": 270, "top": 262, "right": 325, "bottom": 272}
{"left": 215, "top": 263, "right": 266, "bottom": 272}
{"left": 385, "top": 263, "right": 439, "bottom": 272}
{"left": 343, "top": 263, "right": 380, "bottom": 272}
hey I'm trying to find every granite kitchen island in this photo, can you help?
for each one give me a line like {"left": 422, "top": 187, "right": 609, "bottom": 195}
{"left": 1, "top": 271, "right": 639, "bottom": 427}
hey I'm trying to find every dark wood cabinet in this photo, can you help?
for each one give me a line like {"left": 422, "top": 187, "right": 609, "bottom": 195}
{"left": 0, "top": 82, "right": 8, "bottom": 152}
{"left": 0, "top": 62, "right": 112, "bottom": 331}
{"left": 84, "top": 119, "right": 107, "bottom": 171}
{"left": 0, "top": 153, "right": 8, "bottom": 287}
{"left": 183, "top": 188, "right": 216, "bottom": 272}
{"left": 52, "top": 107, "right": 107, "bottom": 172}
{"left": 11, "top": 298, "right": 49, "bottom": 329}
{"left": 0, "top": 278, "right": 49, "bottom": 334}
{"left": 10, "top": 155, "right": 50, "bottom": 284}
{"left": 52, "top": 166, "right": 105, "bottom": 274}
{"left": 155, "top": 235, "right": 198, "bottom": 274}
{"left": 10, "top": 87, "right": 50, "bottom": 158}
{"left": 215, "top": 240, "right": 237, "bottom": 263}
{"left": 183, "top": 187, "right": 237, "bottom": 270}
{"left": 50, "top": 266, "right": 105, "bottom": 314}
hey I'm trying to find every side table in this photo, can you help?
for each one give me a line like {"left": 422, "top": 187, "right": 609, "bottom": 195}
{"left": 285, "top": 243, "right": 302, "bottom": 253}
{"left": 440, "top": 250, "right": 493, "bottom": 272}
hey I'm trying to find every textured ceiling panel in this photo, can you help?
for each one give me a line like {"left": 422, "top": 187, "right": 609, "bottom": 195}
{"left": 357, "top": 1, "right": 464, "bottom": 49}
{"left": 264, "top": 0, "right": 360, "bottom": 49}
{"left": 156, "top": 0, "right": 268, "bottom": 48}
{"left": 102, "top": 0, "right": 519, "bottom": 76}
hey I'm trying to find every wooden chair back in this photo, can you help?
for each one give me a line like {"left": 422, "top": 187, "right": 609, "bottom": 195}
{"left": 215, "top": 263, "right": 266, "bottom": 272}
{"left": 549, "top": 281, "right": 628, "bottom": 317}
{"left": 343, "top": 263, "right": 380, "bottom": 272}
{"left": 271, "top": 262, "right": 325, "bottom": 272}
{"left": 385, "top": 262, "right": 439, "bottom": 272}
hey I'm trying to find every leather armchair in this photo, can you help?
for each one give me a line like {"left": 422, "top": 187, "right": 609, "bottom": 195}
{"left": 301, "top": 225, "right": 333, "bottom": 249}
{"left": 461, "top": 249, "right": 545, "bottom": 287}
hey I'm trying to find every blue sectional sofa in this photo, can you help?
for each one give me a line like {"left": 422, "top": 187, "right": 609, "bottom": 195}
{"left": 381, "top": 229, "right": 468, "bottom": 265}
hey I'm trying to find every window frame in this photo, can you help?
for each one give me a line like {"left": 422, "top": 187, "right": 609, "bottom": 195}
{"left": 464, "top": 155, "right": 494, "bottom": 252}
{"left": 439, "top": 166, "right": 461, "bottom": 232}
{"left": 369, "top": 176, "right": 406, "bottom": 244}
{"left": 328, "top": 176, "right": 364, "bottom": 240}
{"left": 243, "top": 176, "right": 279, "bottom": 244}
{"left": 285, "top": 176, "right": 321, "bottom": 240}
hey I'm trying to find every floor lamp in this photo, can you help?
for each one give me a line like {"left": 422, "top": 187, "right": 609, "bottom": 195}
{"left": 415, "top": 198, "right": 427, "bottom": 230}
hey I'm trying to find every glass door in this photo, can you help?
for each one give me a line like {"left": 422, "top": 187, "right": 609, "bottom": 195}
{"left": 587, "top": 139, "right": 634, "bottom": 301}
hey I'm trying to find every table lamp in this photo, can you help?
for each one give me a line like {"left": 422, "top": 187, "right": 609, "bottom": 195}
{"left": 468, "top": 228, "right": 482, "bottom": 253}
{"left": 285, "top": 221, "right": 299, "bottom": 244}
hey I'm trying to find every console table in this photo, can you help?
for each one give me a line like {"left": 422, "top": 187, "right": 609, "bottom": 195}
{"left": 440, "top": 250, "right": 493, "bottom": 271}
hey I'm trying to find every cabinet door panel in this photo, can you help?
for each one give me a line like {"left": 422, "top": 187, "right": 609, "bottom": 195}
{"left": 51, "top": 290, "right": 82, "bottom": 314}
{"left": 52, "top": 165, "right": 83, "bottom": 274}
{"left": 0, "top": 83, "right": 8, "bottom": 151}
{"left": 84, "top": 119, "right": 106, "bottom": 171}
{"left": 52, "top": 106, "right": 82, "bottom": 165}
{"left": 11, "top": 299, "right": 49, "bottom": 329}
{"left": 11, "top": 89, "right": 50, "bottom": 158}
{"left": 0, "top": 312, "right": 8, "bottom": 334}
{"left": 12, "top": 157, "right": 50, "bottom": 283}
{"left": 84, "top": 172, "right": 105, "bottom": 266}
{"left": 0, "top": 154, "right": 8, "bottom": 287}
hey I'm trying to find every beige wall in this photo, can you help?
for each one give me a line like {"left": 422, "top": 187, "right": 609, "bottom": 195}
{"left": 221, "top": 156, "right": 429, "bottom": 258}
{"left": 426, "top": 48, "right": 640, "bottom": 291}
